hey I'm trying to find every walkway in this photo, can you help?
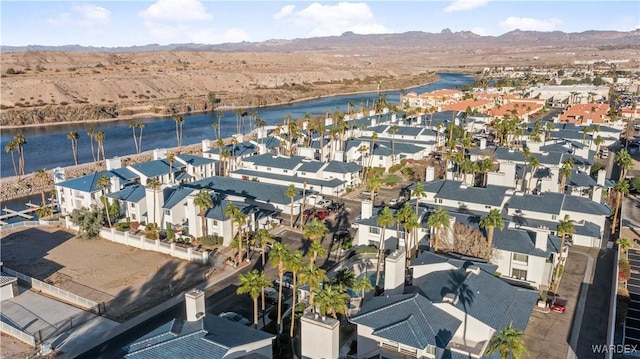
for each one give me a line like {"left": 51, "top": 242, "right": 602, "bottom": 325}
{"left": 624, "top": 249, "right": 640, "bottom": 347}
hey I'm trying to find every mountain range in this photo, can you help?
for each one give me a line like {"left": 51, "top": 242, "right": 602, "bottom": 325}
{"left": 3, "top": 29, "right": 639, "bottom": 53}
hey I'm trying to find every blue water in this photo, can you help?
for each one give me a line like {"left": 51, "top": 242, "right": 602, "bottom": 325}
{"left": 356, "top": 271, "right": 384, "bottom": 289}
{"left": 0, "top": 73, "right": 473, "bottom": 176}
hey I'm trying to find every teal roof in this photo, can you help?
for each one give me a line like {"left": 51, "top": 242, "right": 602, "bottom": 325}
{"left": 178, "top": 154, "right": 216, "bottom": 167}
{"left": 57, "top": 169, "right": 137, "bottom": 193}
{"left": 130, "top": 159, "right": 173, "bottom": 177}
{"left": 163, "top": 187, "right": 195, "bottom": 210}
{"left": 243, "top": 153, "right": 305, "bottom": 170}
{"left": 107, "top": 185, "right": 146, "bottom": 203}
{"left": 324, "top": 161, "right": 362, "bottom": 173}
{"left": 186, "top": 176, "right": 303, "bottom": 205}
{"left": 233, "top": 169, "right": 344, "bottom": 188}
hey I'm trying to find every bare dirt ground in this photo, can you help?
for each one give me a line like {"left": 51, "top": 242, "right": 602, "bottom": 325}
{"left": 0, "top": 333, "right": 36, "bottom": 359}
{"left": 0, "top": 227, "right": 210, "bottom": 322}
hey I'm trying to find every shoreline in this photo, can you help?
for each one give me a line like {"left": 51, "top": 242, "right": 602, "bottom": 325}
{"left": 1, "top": 75, "right": 443, "bottom": 130}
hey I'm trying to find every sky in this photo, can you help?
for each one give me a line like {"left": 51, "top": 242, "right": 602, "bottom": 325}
{"left": 2, "top": 0, "right": 639, "bottom": 47}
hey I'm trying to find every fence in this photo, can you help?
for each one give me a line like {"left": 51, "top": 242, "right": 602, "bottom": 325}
{"left": 607, "top": 245, "right": 622, "bottom": 359}
{"left": 34, "top": 307, "right": 100, "bottom": 344}
{"left": 2, "top": 267, "right": 102, "bottom": 313}
{"left": 0, "top": 219, "right": 62, "bottom": 231}
{"left": 0, "top": 321, "right": 36, "bottom": 347}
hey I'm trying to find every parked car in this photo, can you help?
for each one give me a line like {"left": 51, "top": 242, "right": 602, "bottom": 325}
{"left": 302, "top": 208, "right": 315, "bottom": 219}
{"left": 274, "top": 273, "right": 294, "bottom": 289}
{"left": 315, "top": 209, "right": 330, "bottom": 220}
{"left": 328, "top": 201, "right": 345, "bottom": 212}
{"left": 547, "top": 292, "right": 567, "bottom": 313}
{"left": 601, "top": 148, "right": 609, "bottom": 158}
{"left": 360, "top": 190, "right": 377, "bottom": 197}
{"left": 388, "top": 196, "right": 406, "bottom": 208}
{"left": 333, "top": 229, "right": 350, "bottom": 243}
{"left": 261, "top": 287, "right": 279, "bottom": 304}
{"left": 318, "top": 199, "right": 333, "bottom": 208}
{"left": 219, "top": 312, "right": 251, "bottom": 326}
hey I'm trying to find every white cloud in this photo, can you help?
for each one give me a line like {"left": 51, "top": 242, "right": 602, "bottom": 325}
{"left": 139, "top": 0, "right": 212, "bottom": 21}
{"left": 499, "top": 16, "right": 562, "bottom": 32}
{"left": 275, "top": 2, "right": 391, "bottom": 37}
{"left": 273, "top": 5, "right": 295, "bottom": 20}
{"left": 443, "top": 0, "right": 489, "bottom": 13}
{"left": 47, "top": 4, "right": 111, "bottom": 28}
{"left": 471, "top": 27, "right": 487, "bottom": 36}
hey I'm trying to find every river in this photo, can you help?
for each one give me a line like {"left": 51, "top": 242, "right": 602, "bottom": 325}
{"left": 0, "top": 72, "right": 474, "bottom": 176}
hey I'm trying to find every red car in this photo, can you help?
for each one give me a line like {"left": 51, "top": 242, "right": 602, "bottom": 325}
{"left": 548, "top": 293, "right": 567, "bottom": 313}
{"left": 303, "top": 209, "right": 315, "bottom": 219}
{"left": 315, "top": 209, "right": 330, "bottom": 220}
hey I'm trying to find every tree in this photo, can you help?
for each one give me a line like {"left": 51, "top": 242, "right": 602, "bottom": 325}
{"left": 526, "top": 156, "right": 540, "bottom": 194}
{"left": 615, "top": 150, "right": 633, "bottom": 180}
{"left": 233, "top": 210, "right": 248, "bottom": 264}
{"left": 480, "top": 209, "right": 504, "bottom": 249}
{"left": 69, "top": 205, "right": 104, "bottom": 239}
{"left": 333, "top": 268, "right": 356, "bottom": 291}
{"left": 253, "top": 228, "right": 273, "bottom": 268}
{"left": 87, "top": 127, "right": 97, "bottom": 162}
{"left": 427, "top": 206, "right": 451, "bottom": 252}
{"left": 309, "top": 240, "right": 327, "bottom": 264}
{"left": 67, "top": 131, "right": 80, "bottom": 165}
{"left": 129, "top": 120, "right": 139, "bottom": 154}
{"left": 224, "top": 201, "right": 239, "bottom": 246}
{"left": 194, "top": 189, "right": 213, "bottom": 239}
{"left": 95, "top": 130, "right": 106, "bottom": 162}
{"left": 485, "top": 323, "right": 528, "bottom": 359}
{"left": 554, "top": 215, "right": 575, "bottom": 286}
{"left": 594, "top": 135, "right": 604, "bottom": 155}
{"left": 207, "top": 91, "right": 218, "bottom": 112}
{"left": 270, "top": 242, "right": 291, "bottom": 332}
{"left": 286, "top": 184, "right": 298, "bottom": 228}
{"left": 611, "top": 180, "right": 630, "bottom": 234}
{"left": 5, "top": 140, "right": 18, "bottom": 178}
{"left": 303, "top": 218, "right": 327, "bottom": 242}
{"left": 97, "top": 174, "right": 112, "bottom": 228}
{"left": 146, "top": 177, "right": 161, "bottom": 237}
{"left": 617, "top": 238, "right": 632, "bottom": 254}
{"left": 137, "top": 122, "right": 145, "bottom": 153}
{"left": 13, "top": 133, "right": 27, "bottom": 176}
{"left": 173, "top": 115, "right": 185, "bottom": 147}
{"left": 403, "top": 212, "right": 420, "bottom": 263}
{"left": 167, "top": 153, "right": 176, "bottom": 184}
{"left": 299, "top": 263, "right": 328, "bottom": 312}
{"left": 352, "top": 276, "right": 373, "bottom": 299}
{"left": 35, "top": 168, "right": 50, "bottom": 205}
{"left": 237, "top": 270, "right": 271, "bottom": 329}
{"left": 411, "top": 182, "right": 426, "bottom": 214}
{"left": 315, "top": 285, "right": 349, "bottom": 319}
{"left": 367, "top": 175, "right": 382, "bottom": 202}
{"left": 479, "top": 158, "right": 494, "bottom": 187}
{"left": 375, "top": 207, "right": 394, "bottom": 288}
{"left": 559, "top": 162, "right": 572, "bottom": 193}
{"left": 286, "top": 250, "right": 304, "bottom": 337}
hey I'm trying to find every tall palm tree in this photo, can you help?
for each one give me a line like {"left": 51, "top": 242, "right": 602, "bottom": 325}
{"left": 194, "top": 189, "right": 213, "bottom": 239}
{"left": 233, "top": 210, "right": 248, "bottom": 263}
{"left": 173, "top": 115, "right": 184, "bottom": 147}
{"left": 403, "top": 212, "right": 420, "bottom": 264}
{"left": 315, "top": 285, "right": 349, "bottom": 319}
{"left": 286, "top": 250, "right": 304, "bottom": 337}
{"left": 35, "top": 168, "right": 49, "bottom": 205}
{"left": 237, "top": 270, "right": 272, "bottom": 329}
{"left": 167, "top": 153, "right": 176, "bottom": 184}
{"left": 480, "top": 209, "right": 504, "bottom": 249}
{"left": 479, "top": 158, "right": 494, "bottom": 187}
{"left": 137, "top": 122, "right": 145, "bottom": 153}
{"left": 554, "top": 215, "right": 575, "bottom": 286}
{"left": 97, "top": 174, "right": 112, "bottom": 228}
{"left": 367, "top": 175, "right": 382, "bottom": 202}
{"left": 299, "top": 263, "right": 328, "bottom": 313}
{"left": 146, "top": 177, "right": 161, "bottom": 233}
{"left": 286, "top": 184, "right": 298, "bottom": 228}
{"left": 87, "top": 127, "right": 97, "bottom": 162}
{"left": 559, "top": 163, "right": 572, "bottom": 193}
{"left": 352, "top": 276, "right": 373, "bottom": 299}
{"left": 13, "top": 133, "right": 27, "bottom": 176}
{"left": 95, "top": 130, "right": 106, "bottom": 162}
{"left": 367, "top": 132, "right": 378, "bottom": 170}
{"left": 615, "top": 150, "right": 633, "bottom": 180}
{"left": 527, "top": 156, "right": 540, "bottom": 194}
{"left": 67, "top": 131, "right": 80, "bottom": 165}
{"left": 427, "top": 206, "right": 450, "bottom": 252}
{"left": 485, "top": 323, "right": 528, "bottom": 359}
{"left": 593, "top": 136, "right": 604, "bottom": 156}
{"left": 304, "top": 217, "right": 327, "bottom": 242}
{"left": 309, "top": 240, "right": 327, "bottom": 264}
{"left": 411, "top": 182, "right": 426, "bottom": 214}
{"left": 253, "top": 228, "right": 273, "bottom": 267}
{"left": 375, "top": 207, "right": 394, "bottom": 288}
{"left": 224, "top": 201, "right": 239, "bottom": 244}
{"left": 611, "top": 180, "right": 630, "bottom": 234}
{"left": 5, "top": 140, "right": 18, "bottom": 178}
{"left": 129, "top": 120, "right": 139, "bottom": 153}
{"left": 270, "top": 242, "right": 291, "bottom": 331}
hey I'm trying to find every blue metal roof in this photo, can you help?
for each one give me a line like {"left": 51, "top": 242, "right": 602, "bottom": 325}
{"left": 414, "top": 267, "right": 538, "bottom": 331}
{"left": 413, "top": 180, "right": 509, "bottom": 207}
{"left": 130, "top": 159, "right": 172, "bottom": 177}
{"left": 186, "top": 176, "right": 303, "bottom": 205}
{"left": 410, "top": 251, "right": 498, "bottom": 274}
{"left": 562, "top": 194, "right": 611, "bottom": 215}
{"left": 350, "top": 292, "right": 461, "bottom": 349}
{"left": 393, "top": 126, "right": 424, "bottom": 137}
{"left": 205, "top": 199, "right": 252, "bottom": 221}
{"left": 243, "top": 153, "right": 305, "bottom": 170}
{"left": 107, "top": 184, "right": 146, "bottom": 203}
{"left": 509, "top": 192, "right": 564, "bottom": 215}
{"left": 57, "top": 169, "right": 137, "bottom": 193}
{"left": 177, "top": 154, "right": 216, "bottom": 167}
{"left": 567, "top": 170, "right": 597, "bottom": 187}
{"left": 233, "top": 169, "right": 345, "bottom": 188}
{"left": 298, "top": 160, "right": 324, "bottom": 173}
{"left": 323, "top": 161, "right": 362, "bottom": 173}
{"left": 163, "top": 187, "right": 195, "bottom": 210}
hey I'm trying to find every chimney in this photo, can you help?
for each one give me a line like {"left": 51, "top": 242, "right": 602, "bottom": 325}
{"left": 465, "top": 264, "right": 480, "bottom": 275}
{"left": 534, "top": 229, "right": 548, "bottom": 251}
{"left": 597, "top": 169, "right": 606, "bottom": 186}
{"left": 153, "top": 148, "right": 167, "bottom": 160}
{"left": 480, "top": 138, "right": 487, "bottom": 150}
{"left": 425, "top": 167, "right": 435, "bottom": 181}
{"left": 384, "top": 251, "right": 406, "bottom": 296}
{"left": 202, "top": 139, "right": 211, "bottom": 152}
{"left": 443, "top": 292, "right": 458, "bottom": 305}
{"left": 361, "top": 199, "right": 373, "bottom": 220}
{"left": 592, "top": 186, "right": 602, "bottom": 204}
{"left": 110, "top": 176, "right": 121, "bottom": 192}
{"left": 301, "top": 312, "right": 340, "bottom": 359}
{"left": 258, "top": 143, "right": 267, "bottom": 155}
{"left": 185, "top": 289, "right": 205, "bottom": 322}
{"left": 105, "top": 157, "right": 122, "bottom": 170}
{"left": 53, "top": 167, "right": 66, "bottom": 184}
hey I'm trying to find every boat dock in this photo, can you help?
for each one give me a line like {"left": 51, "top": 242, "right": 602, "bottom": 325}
{"left": 0, "top": 202, "right": 53, "bottom": 225}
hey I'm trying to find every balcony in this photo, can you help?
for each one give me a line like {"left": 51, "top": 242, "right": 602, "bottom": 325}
{"left": 447, "top": 337, "right": 488, "bottom": 358}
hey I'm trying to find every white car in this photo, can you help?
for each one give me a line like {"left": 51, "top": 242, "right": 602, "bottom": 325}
{"left": 317, "top": 199, "right": 333, "bottom": 209}
{"left": 219, "top": 312, "right": 251, "bottom": 326}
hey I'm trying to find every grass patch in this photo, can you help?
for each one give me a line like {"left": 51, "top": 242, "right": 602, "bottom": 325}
{"left": 382, "top": 174, "right": 401, "bottom": 184}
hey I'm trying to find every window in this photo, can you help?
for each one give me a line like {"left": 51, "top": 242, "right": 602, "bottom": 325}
{"left": 267, "top": 167, "right": 271, "bottom": 171}
{"left": 485, "top": 205, "right": 491, "bottom": 209}
{"left": 301, "top": 172, "right": 306, "bottom": 176}
{"left": 425, "top": 345, "right": 437, "bottom": 356}
{"left": 512, "top": 268, "right": 528, "bottom": 280}
{"left": 437, "top": 199, "right": 443, "bottom": 204}
{"left": 551, "top": 214, "right": 557, "bottom": 220}
{"left": 512, "top": 253, "right": 529, "bottom": 263}
{"left": 164, "top": 209, "right": 170, "bottom": 216}
{"left": 130, "top": 203, "right": 136, "bottom": 208}
{"left": 131, "top": 214, "right": 136, "bottom": 220}
{"left": 212, "top": 220, "right": 218, "bottom": 226}
{"left": 369, "top": 227, "right": 381, "bottom": 235}
{"left": 283, "top": 169, "right": 288, "bottom": 173}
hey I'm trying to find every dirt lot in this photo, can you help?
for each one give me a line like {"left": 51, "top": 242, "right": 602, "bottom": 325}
{"left": 0, "top": 227, "right": 210, "bottom": 322}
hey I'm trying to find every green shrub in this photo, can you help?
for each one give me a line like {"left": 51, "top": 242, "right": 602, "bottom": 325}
{"left": 355, "top": 246, "right": 378, "bottom": 254}
{"left": 389, "top": 163, "right": 403, "bottom": 173}
{"left": 200, "top": 235, "right": 221, "bottom": 246}
{"left": 401, "top": 167, "right": 414, "bottom": 176}
{"left": 115, "top": 222, "right": 130, "bottom": 231}
{"left": 620, "top": 258, "right": 631, "bottom": 281}
{"left": 400, "top": 159, "right": 408, "bottom": 166}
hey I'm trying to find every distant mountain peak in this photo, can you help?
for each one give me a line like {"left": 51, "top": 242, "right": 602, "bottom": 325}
{"left": 441, "top": 28, "right": 453, "bottom": 34}
{"left": 341, "top": 31, "right": 356, "bottom": 37}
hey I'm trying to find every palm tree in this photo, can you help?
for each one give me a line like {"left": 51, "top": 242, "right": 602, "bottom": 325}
{"left": 611, "top": 180, "right": 630, "bottom": 234}
{"left": 403, "top": 212, "right": 420, "bottom": 263}
{"left": 352, "top": 276, "right": 373, "bottom": 299}
{"left": 224, "top": 201, "right": 239, "bottom": 242}
{"left": 34, "top": 168, "right": 50, "bottom": 206}
{"left": 95, "top": 130, "right": 106, "bottom": 162}
{"left": 485, "top": 323, "right": 528, "bottom": 359}
{"left": 237, "top": 270, "right": 272, "bottom": 329}
{"left": 593, "top": 136, "right": 604, "bottom": 156}
{"left": 146, "top": 177, "right": 161, "bottom": 233}
{"left": 137, "top": 122, "right": 145, "bottom": 153}
{"left": 67, "top": 131, "right": 80, "bottom": 165}
{"left": 367, "top": 175, "right": 382, "bottom": 202}
{"left": 167, "top": 153, "right": 176, "bottom": 184}
{"left": 13, "top": 133, "right": 27, "bottom": 176}
{"left": 129, "top": 120, "right": 139, "bottom": 153}
{"left": 309, "top": 240, "right": 327, "bottom": 264}
{"left": 480, "top": 209, "right": 504, "bottom": 249}
{"left": 479, "top": 158, "right": 494, "bottom": 187}
{"left": 5, "top": 140, "right": 18, "bottom": 178}
{"left": 617, "top": 238, "right": 632, "bottom": 254}
{"left": 194, "top": 189, "right": 213, "bottom": 239}
{"left": 270, "top": 242, "right": 291, "bottom": 331}
{"left": 173, "top": 115, "right": 184, "bottom": 147}
{"left": 367, "top": 132, "right": 378, "bottom": 170}
{"left": 286, "top": 250, "right": 304, "bottom": 337}
{"left": 427, "top": 206, "right": 450, "bottom": 252}
{"left": 97, "top": 174, "right": 112, "bottom": 228}
{"left": 315, "top": 285, "right": 349, "bottom": 319}
{"left": 554, "top": 215, "right": 575, "bottom": 286}
{"left": 299, "top": 263, "right": 328, "bottom": 312}
{"left": 375, "top": 206, "right": 394, "bottom": 288}
{"left": 615, "top": 150, "right": 633, "bottom": 180}
{"left": 304, "top": 218, "right": 327, "bottom": 242}
{"left": 527, "top": 156, "right": 540, "bottom": 194}
{"left": 559, "top": 163, "right": 572, "bottom": 193}
{"left": 253, "top": 228, "right": 273, "bottom": 267}
{"left": 87, "top": 127, "right": 96, "bottom": 162}
{"left": 233, "top": 210, "right": 248, "bottom": 264}
{"left": 411, "top": 182, "right": 426, "bottom": 214}
{"left": 286, "top": 184, "right": 298, "bottom": 228}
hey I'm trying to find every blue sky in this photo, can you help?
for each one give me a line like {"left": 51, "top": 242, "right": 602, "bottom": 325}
{"left": 2, "top": 1, "right": 639, "bottom": 47}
